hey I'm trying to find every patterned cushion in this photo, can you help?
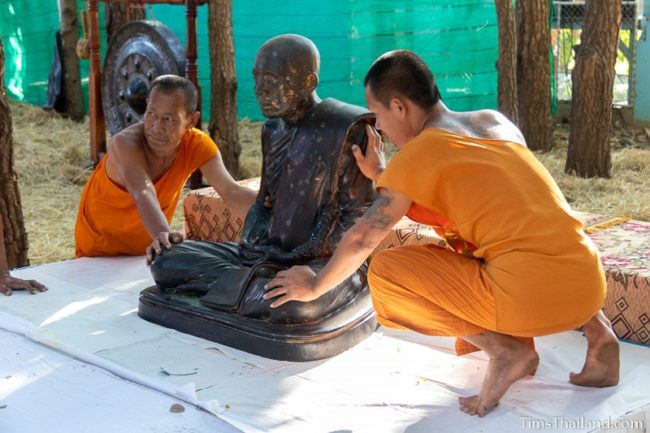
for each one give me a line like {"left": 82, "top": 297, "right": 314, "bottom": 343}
{"left": 184, "top": 178, "right": 260, "bottom": 243}
{"left": 183, "top": 180, "right": 650, "bottom": 346}
{"left": 586, "top": 218, "right": 650, "bottom": 345}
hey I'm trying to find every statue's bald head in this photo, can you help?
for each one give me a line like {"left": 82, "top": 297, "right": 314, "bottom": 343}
{"left": 253, "top": 34, "right": 321, "bottom": 120}
{"left": 256, "top": 34, "right": 320, "bottom": 78}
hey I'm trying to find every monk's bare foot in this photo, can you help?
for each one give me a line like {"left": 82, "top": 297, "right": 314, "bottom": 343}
{"left": 570, "top": 311, "right": 619, "bottom": 387}
{"left": 458, "top": 334, "right": 539, "bottom": 417}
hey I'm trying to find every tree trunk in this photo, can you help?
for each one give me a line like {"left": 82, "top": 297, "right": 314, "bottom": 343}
{"left": 58, "top": 0, "right": 84, "bottom": 121}
{"left": 0, "top": 38, "right": 29, "bottom": 268}
{"left": 208, "top": 0, "right": 241, "bottom": 178}
{"left": 495, "top": 0, "right": 519, "bottom": 125}
{"left": 565, "top": 0, "right": 621, "bottom": 178}
{"left": 516, "top": 0, "right": 553, "bottom": 151}
{"left": 105, "top": 3, "right": 146, "bottom": 44}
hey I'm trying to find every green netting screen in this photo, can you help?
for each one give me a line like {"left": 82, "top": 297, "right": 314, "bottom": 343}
{"left": 1, "top": 0, "right": 499, "bottom": 121}
{"left": 0, "top": 0, "right": 109, "bottom": 113}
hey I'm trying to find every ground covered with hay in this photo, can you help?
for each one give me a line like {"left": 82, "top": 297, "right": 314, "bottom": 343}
{"left": 9, "top": 100, "right": 650, "bottom": 265}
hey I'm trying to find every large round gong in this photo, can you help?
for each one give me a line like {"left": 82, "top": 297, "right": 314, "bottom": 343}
{"left": 102, "top": 20, "right": 186, "bottom": 134}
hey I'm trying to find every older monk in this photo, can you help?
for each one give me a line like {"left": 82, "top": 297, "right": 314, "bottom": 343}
{"left": 75, "top": 75, "right": 255, "bottom": 258}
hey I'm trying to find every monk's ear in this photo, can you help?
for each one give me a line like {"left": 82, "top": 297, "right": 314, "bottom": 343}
{"left": 304, "top": 72, "right": 318, "bottom": 92}
{"left": 389, "top": 97, "right": 407, "bottom": 120}
{"left": 187, "top": 111, "right": 200, "bottom": 129}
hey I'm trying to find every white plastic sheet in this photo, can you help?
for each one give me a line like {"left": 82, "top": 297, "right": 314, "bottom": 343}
{"left": 0, "top": 256, "right": 648, "bottom": 432}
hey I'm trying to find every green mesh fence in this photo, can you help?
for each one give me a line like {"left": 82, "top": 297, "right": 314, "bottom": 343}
{"left": 1, "top": 1, "right": 61, "bottom": 104}
{"left": 2, "top": 0, "right": 503, "bottom": 121}
{"left": 0, "top": 0, "right": 107, "bottom": 112}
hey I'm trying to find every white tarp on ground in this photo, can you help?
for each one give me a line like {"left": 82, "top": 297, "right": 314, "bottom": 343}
{"left": 0, "top": 329, "right": 239, "bottom": 433}
{"left": 1, "top": 256, "right": 649, "bottom": 433}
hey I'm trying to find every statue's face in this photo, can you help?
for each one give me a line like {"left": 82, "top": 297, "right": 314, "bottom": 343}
{"left": 253, "top": 56, "right": 305, "bottom": 119}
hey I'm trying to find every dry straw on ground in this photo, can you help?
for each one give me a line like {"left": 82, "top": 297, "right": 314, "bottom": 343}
{"left": 8, "top": 100, "right": 650, "bottom": 265}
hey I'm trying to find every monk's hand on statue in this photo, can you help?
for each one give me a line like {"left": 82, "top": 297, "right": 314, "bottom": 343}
{"left": 352, "top": 124, "right": 385, "bottom": 182}
{"left": 0, "top": 272, "right": 48, "bottom": 296}
{"left": 146, "top": 231, "right": 184, "bottom": 265}
{"left": 158, "top": 231, "right": 183, "bottom": 250}
{"left": 168, "top": 231, "right": 184, "bottom": 245}
{"left": 263, "top": 266, "right": 319, "bottom": 307}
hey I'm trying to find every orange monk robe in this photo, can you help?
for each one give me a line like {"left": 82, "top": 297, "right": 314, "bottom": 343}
{"left": 369, "top": 128, "right": 606, "bottom": 355}
{"left": 74, "top": 128, "right": 218, "bottom": 257}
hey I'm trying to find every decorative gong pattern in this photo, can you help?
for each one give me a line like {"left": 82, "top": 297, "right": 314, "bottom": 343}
{"left": 102, "top": 20, "right": 186, "bottom": 134}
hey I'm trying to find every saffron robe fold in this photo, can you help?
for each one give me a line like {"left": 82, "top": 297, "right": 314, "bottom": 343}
{"left": 370, "top": 128, "right": 605, "bottom": 346}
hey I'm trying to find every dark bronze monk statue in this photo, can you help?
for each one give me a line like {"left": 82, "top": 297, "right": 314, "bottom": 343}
{"left": 139, "top": 34, "right": 378, "bottom": 360}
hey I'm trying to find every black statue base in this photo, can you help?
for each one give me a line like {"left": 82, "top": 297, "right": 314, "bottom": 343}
{"left": 138, "top": 285, "right": 377, "bottom": 362}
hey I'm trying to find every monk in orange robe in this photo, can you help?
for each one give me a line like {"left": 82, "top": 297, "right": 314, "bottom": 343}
{"left": 264, "top": 50, "right": 619, "bottom": 417}
{"left": 75, "top": 75, "right": 256, "bottom": 258}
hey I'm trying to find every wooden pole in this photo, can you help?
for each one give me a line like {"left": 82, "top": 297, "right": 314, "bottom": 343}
{"left": 186, "top": 0, "right": 201, "bottom": 122}
{"left": 186, "top": 0, "right": 204, "bottom": 188}
{"left": 88, "top": 0, "right": 106, "bottom": 163}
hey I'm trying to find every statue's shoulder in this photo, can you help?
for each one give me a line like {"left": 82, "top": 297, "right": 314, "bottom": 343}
{"left": 310, "top": 98, "right": 373, "bottom": 129}
{"left": 296, "top": 99, "right": 375, "bottom": 156}
{"left": 298, "top": 100, "right": 375, "bottom": 149}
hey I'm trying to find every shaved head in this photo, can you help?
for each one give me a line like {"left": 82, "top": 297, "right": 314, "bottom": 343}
{"left": 255, "top": 34, "right": 320, "bottom": 78}
{"left": 150, "top": 74, "right": 198, "bottom": 114}
{"left": 364, "top": 50, "right": 441, "bottom": 110}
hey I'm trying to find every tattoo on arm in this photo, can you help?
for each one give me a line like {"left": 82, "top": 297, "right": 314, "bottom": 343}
{"left": 363, "top": 191, "right": 394, "bottom": 229}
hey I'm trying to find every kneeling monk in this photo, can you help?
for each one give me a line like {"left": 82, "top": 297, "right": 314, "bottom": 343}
{"left": 74, "top": 75, "right": 255, "bottom": 257}
{"left": 265, "top": 50, "right": 619, "bottom": 417}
